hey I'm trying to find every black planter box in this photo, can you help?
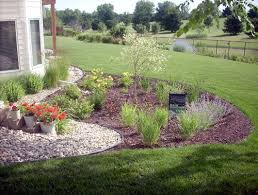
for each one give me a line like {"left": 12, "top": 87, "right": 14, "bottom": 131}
{"left": 169, "top": 93, "right": 187, "bottom": 114}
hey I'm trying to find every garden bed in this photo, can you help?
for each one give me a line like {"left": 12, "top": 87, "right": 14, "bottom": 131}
{"left": 46, "top": 73, "right": 252, "bottom": 150}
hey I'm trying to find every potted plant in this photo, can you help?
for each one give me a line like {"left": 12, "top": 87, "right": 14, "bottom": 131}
{"left": 20, "top": 102, "right": 36, "bottom": 128}
{"left": 9, "top": 103, "right": 21, "bottom": 120}
{"left": 35, "top": 103, "right": 67, "bottom": 135}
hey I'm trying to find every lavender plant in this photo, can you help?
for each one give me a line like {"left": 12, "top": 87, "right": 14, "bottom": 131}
{"left": 178, "top": 97, "right": 231, "bottom": 138}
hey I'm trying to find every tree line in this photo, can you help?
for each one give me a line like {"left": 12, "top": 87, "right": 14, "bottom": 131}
{"left": 43, "top": 0, "right": 258, "bottom": 36}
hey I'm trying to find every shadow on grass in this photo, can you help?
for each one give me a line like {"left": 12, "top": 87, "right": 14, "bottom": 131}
{"left": 0, "top": 145, "right": 258, "bottom": 194}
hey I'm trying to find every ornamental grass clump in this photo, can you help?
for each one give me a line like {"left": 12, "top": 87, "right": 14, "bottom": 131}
{"left": 137, "top": 110, "right": 161, "bottom": 146}
{"left": 4, "top": 80, "right": 25, "bottom": 102}
{"left": 121, "top": 103, "right": 138, "bottom": 128}
{"left": 21, "top": 74, "right": 44, "bottom": 94}
{"left": 178, "top": 98, "right": 230, "bottom": 139}
{"left": 153, "top": 108, "right": 169, "bottom": 128}
{"left": 156, "top": 82, "right": 171, "bottom": 105}
{"left": 88, "top": 91, "right": 106, "bottom": 110}
{"left": 119, "top": 72, "right": 133, "bottom": 88}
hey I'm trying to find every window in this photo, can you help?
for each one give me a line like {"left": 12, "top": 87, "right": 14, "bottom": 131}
{"left": 30, "top": 20, "right": 42, "bottom": 66}
{"left": 0, "top": 21, "right": 19, "bottom": 71}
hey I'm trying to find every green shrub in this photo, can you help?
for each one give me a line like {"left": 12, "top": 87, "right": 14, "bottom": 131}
{"left": 43, "top": 58, "right": 69, "bottom": 88}
{"left": 81, "top": 69, "right": 113, "bottom": 92}
{"left": 0, "top": 85, "right": 7, "bottom": 102}
{"left": 63, "top": 29, "right": 79, "bottom": 37}
{"left": 185, "top": 33, "right": 207, "bottom": 39}
{"left": 111, "top": 22, "right": 128, "bottom": 38}
{"left": 21, "top": 74, "right": 43, "bottom": 94}
{"left": 173, "top": 45, "right": 186, "bottom": 52}
{"left": 140, "top": 77, "right": 150, "bottom": 91}
{"left": 56, "top": 119, "right": 71, "bottom": 135}
{"left": 4, "top": 80, "right": 25, "bottom": 102}
{"left": 119, "top": 72, "right": 133, "bottom": 88}
{"left": 97, "top": 22, "right": 107, "bottom": 32}
{"left": 88, "top": 91, "right": 106, "bottom": 110}
{"left": 64, "top": 85, "right": 81, "bottom": 100}
{"left": 51, "top": 95, "right": 71, "bottom": 111}
{"left": 121, "top": 103, "right": 137, "bottom": 128}
{"left": 102, "top": 36, "right": 113, "bottom": 43}
{"left": 70, "top": 99, "right": 94, "bottom": 120}
{"left": 137, "top": 110, "right": 160, "bottom": 146}
{"left": 154, "top": 108, "right": 169, "bottom": 128}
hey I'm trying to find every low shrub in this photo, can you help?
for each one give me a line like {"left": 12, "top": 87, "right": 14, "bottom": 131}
{"left": 64, "top": 85, "right": 81, "bottom": 100}
{"left": 177, "top": 98, "right": 230, "bottom": 138}
{"left": 56, "top": 119, "right": 71, "bottom": 135}
{"left": 111, "top": 22, "right": 128, "bottom": 38}
{"left": 185, "top": 83, "right": 202, "bottom": 103}
{"left": 173, "top": 45, "right": 186, "bottom": 52}
{"left": 4, "top": 80, "right": 25, "bottom": 102}
{"left": 119, "top": 72, "right": 133, "bottom": 88}
{"left": 62, "top": 29, "right": 79, "bottom": 37}
{"left": 81, "top": 69, "right": 113, "bottom": 92}
{"left": 88, "top": 91, "right": 106, "bottom": 110}
{"left": 21, "top": 74, "right": 43, "bottom": 94}
{"left": 140, "top": 77, "right": 150, "bottom": 91}
{"left": 43, "top": 58, "right": 69, "bottom": 88}
{"left": 121, "top": 103, "right": 137, "bottom": 128}
{"left": 153, "top": 108, "right": 169, "bottom": 128}
{"left": 51, "top": 95, "right": 72, "bottom": 112}
{"left": 102, "top": 36, "right": 113, "bottom": 44}
{"left": 0, "top": 85, "right": 7, "bottom": 102}
{"left": 137, "top": 110, "right": 160, "bottom": 146}
{"left": 151, "top": 22, "right": 161, "bottom": 34}
{"left": 185, "top": 33, "right": 207, "bottom": 39}
{"left": 70, "top": 99, "right": 94, "bottom": 120}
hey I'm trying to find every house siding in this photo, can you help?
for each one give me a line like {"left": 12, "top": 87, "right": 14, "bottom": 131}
{"left": 0, "top": 0, "right": 45, "bottom": 79}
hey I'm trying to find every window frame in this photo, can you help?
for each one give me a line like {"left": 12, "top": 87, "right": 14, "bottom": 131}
{"left": 28, "top": 18, "right": 43, "bottom": 68}
{"left": 0, "top": 19, "right": 20, "bottom": 74}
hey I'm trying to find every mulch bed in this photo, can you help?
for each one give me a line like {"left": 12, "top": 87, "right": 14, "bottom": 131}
{"left": 46, "top": 74, "right": 252, "bottom": 150}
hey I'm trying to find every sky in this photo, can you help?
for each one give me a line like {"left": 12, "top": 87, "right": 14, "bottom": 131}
{"left": 55, "top": 0, "right": 203, "bottom": 14}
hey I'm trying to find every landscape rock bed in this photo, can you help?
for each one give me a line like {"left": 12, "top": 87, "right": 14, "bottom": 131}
{"left": 19, "top": 66, "right": 83, "bottom": 103}
{"left": 0, "top": 121, "right": 122, "bottom": 165}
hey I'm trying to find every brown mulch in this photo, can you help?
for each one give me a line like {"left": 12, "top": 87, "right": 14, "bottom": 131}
{"left": 45, "top": 75, "right": 252, "bottom": 150}
{"left": 82, "top": 76, "right": 252, "bottom": 150}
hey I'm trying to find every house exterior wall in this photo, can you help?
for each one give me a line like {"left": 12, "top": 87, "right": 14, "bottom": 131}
{"left": 0, "top": 0, "right": 45, "bottom": 79}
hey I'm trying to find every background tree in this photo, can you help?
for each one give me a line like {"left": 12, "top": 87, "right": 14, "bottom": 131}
{"left": 155, "top": 1, "right": 181, "bottom": 32}
{"left": 223, "top": 15, "right": 243, "bottom": 35}
{"left": 121, "top": 34, "right": 167, "bottom": 101}
{"left": 248, "top": 8, "right": 258, "bottom": 32}
{"left": 135, "top": 24, "right": 147, "bottom": 34}
{"left": 132, "top": 0, "right": 154, "bottom": 31}
{"left": 119, "top": 12, "right": 133, "bottom": 26}
{"left": 222, "top": 7, "right": 232, "bottom": 17}
{"left": 179, "top": 4, "right": 190, "bottom": 20}
{"left": 96, "top": 4, "right": 115, "bottom": 29}
{"left": 204, "top": 15, "right": 213, "bottom": 31}
{"left": 80, "top": 12, "right": 92, "bottom": 30}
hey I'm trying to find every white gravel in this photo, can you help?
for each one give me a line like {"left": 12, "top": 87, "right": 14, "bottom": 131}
{"left": 19, "top": 66, "right": 83, "bottom": 103}
{"left": 0, "top": 120, "right": 122, "bottom": 165}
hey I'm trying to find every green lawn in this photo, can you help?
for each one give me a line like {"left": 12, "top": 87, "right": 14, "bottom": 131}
{"left": 1, "top": 36, "right": 258, "bottom": 194}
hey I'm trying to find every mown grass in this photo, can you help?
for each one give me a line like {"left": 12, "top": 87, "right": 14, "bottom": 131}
{"left": 0, "top": 36, "right": 258, "bottom": 194}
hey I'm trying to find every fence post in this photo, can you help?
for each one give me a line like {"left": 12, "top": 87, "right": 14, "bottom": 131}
{"left": 216, "top": 40, "right": 218, "bottom": 55}
{"left": 227, "top": 41, "right": 230, "bottom": 59}
{"left": 243, "top": 42, "right": 247, "bottom": 57}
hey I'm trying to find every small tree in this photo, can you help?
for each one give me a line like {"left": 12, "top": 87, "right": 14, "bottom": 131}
{"left": 151, "top": 22, "right": 161, "bottom": 34}
{"left": 203, "top": 16, "right": 213, "bottom": 31}
{"left": 121, "top": 34, "right": 167, "bottom": 101}
{"left": 223, "top": 15, "right": 243, "bottom": 35}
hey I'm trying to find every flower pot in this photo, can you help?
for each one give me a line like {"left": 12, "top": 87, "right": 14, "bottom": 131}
{"left": 24, "top": 116, "right": 36, "bottom": 129}
{"left": 9, "top": 110, "right": 21, "bottom": 120}
{"left": 40, "top": 122, "right": 56, "bottom": 135}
